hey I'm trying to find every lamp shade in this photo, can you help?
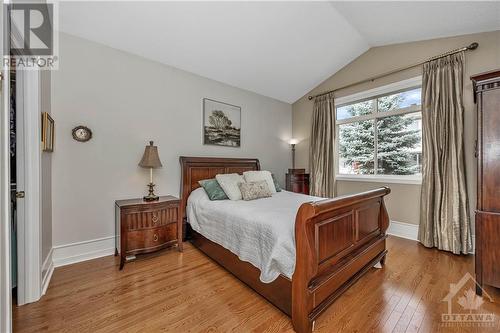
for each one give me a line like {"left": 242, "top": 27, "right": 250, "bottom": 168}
{"left": 139, "top": 141, "right": 163, "bottom": 168}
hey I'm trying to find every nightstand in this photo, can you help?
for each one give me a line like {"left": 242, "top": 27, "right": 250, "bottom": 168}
{"left": 115, "top": 196, "right": 182, "bottom": 270}
{"left": 286, "top": 169, "right": 310, "bottom": 195}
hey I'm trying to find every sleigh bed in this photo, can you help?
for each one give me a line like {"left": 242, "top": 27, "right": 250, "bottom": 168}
{"left": 180, "top": 156, "right": 390, "bottom": 333}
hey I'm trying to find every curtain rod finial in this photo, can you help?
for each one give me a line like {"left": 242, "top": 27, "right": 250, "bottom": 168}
{"left": 468, "top": 42, "right": 479, "bottom": 50}
{"left": 308, "top": 96, "right": 313, "bottom": 100}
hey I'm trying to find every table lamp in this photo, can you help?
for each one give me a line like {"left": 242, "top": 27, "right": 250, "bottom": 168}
{"left": 139, "top": 141, "right": 163, "bottom": 201}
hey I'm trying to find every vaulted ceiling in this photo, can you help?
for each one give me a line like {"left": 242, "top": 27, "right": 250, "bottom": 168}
{"left": 58, "top": 1, "right": 500, "bottom": 103}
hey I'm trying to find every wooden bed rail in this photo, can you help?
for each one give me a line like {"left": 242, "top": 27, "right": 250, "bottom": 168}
{"left": 292, "top": 187, "right": 391, "bottom": 333}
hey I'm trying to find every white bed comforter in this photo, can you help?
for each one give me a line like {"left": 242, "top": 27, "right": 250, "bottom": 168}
{"left": 187, "top": 188, "right": 324, "bottom": 283}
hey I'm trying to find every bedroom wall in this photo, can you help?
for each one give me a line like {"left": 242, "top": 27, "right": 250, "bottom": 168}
{"left": 292, "top": 30, "right": 500, "bottom": 227}
{"left": 51, "top": 33, "right": 292, "bottom": 257}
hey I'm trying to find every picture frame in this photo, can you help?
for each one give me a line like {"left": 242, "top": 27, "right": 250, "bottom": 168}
{"left": 41, "top": 112, "right": 54, "bottom": 152}
{"left": 203, "top": 98, "right": 241, "bottom": 147}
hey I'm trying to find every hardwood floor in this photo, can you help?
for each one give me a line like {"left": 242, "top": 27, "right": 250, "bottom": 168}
{"left": 13, "top": 236, "right": 500, "bottom": 332}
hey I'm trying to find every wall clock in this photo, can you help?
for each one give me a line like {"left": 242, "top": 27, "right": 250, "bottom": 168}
{"left": 72, "top": 126, "right": 92, "bottom": 142}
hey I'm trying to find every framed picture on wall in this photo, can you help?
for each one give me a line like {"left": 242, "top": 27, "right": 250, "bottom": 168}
{"left": 203, "top": 98, "right": 241, "bottom": 147}
{"left": 41, "top": 112, "right": 54, "bottom": 152}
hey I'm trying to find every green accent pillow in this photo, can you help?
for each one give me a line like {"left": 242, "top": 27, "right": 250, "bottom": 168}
{"left": 198, "top": 179, "right": 229, "bottom": 200}
{"left": 271, "top": 174, "right": 282, "bottom": 192}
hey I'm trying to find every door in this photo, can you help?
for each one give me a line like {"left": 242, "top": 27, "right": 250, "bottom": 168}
{"left": 13, "top": 67, "right": 42, "bottom": 306}
{"left": 15, "top": 69, "right": 26, "bottom": 305}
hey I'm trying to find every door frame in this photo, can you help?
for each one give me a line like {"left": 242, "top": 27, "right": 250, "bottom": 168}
{"left": 0, "top": 2, "right": 13, "bottom": 331}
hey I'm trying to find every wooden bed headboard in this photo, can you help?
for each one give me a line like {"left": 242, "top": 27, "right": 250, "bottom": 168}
{"left": 179, "top": 156, "right": 260, "bottom": 221}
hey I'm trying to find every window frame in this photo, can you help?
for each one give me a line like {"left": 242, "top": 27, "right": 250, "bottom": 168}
{"left": 334, "top": 76, "right": 423, "bottom": 184}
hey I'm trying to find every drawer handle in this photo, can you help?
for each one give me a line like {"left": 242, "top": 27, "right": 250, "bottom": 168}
{"left": 153, "top": 234, "right": 159, "bottom": 242}
{"left": 152, "top": 214, "right": 159, "bottom": 224}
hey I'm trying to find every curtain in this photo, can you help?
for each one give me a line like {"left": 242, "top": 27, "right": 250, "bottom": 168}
{"left": 309, "top": 92, "right": 335, "bottom": 198}
{"left": 418, "top": 52, "right": 472, "bottom": 254}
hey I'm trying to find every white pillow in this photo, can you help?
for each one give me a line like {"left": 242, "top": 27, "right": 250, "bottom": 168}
{"left": 215, "top": 173, "right": 245, "bottom": 200}
{"left": 243, "top": 170, "right": 276, "bottom": 193}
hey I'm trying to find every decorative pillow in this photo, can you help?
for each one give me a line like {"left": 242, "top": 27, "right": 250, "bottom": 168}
{"left": 198, "top": 179, "right": 228, "bottom": 200}
{"left": 238, "top": 181, "right": 272, "bottom": 201}
{"left": 243, "top": 170, "right": 276, "bottom": 193}
{"left": 215, "top": 173, "right": 245, "bottom": 200}
{"left": 271, "top": 174, "right": 282, "bottom": 192}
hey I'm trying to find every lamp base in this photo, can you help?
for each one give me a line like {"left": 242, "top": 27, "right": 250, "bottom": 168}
{"left": 143, "top": 182, "right": 159, "bottom": 202}
{"left": 143, "top": 194, "right": 159, "bottom": 202}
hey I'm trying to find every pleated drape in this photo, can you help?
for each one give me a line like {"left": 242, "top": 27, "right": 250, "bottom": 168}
{"left": 309, "top": 92, "right": 335, "bottom": 198}
{"left": 418, "top": 52, "right": 472, "bottom": 254}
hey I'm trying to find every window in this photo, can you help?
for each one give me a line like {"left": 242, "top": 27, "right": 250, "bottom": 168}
{"left": 336, "top": 79, "right": 422, "bottom": 181}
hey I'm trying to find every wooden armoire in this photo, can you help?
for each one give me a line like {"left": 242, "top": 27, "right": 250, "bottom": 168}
{"left": 471, "top": 70, "right": 500, "bottom": 295}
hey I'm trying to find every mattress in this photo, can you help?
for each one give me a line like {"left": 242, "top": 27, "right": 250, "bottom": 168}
{"left": 187, "top": 188, "right": 324, "bottom": 283}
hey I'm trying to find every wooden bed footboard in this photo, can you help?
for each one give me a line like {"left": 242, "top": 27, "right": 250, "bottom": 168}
{"left": 292, "top": 187, "right": 391, "bottom": 333}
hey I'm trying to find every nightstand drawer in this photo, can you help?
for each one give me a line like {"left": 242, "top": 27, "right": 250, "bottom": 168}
{"left": 125, "top": 206, "right": 178, "bottom": 231}
{"left": 126, "top": 224, "right": 177, "bottom": 253}
{"left": 289, "top": 174, "right": 309, "bottom": 182}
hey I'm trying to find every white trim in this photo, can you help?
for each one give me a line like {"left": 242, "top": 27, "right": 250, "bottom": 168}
{"left": 336, "top": 174, "right": 422, "bottom": 185}
{"left": 387, "top": 221, "right": 476, "bottom": 255}
{"left": 0, "top": 2, "right": 13, "bottom": 330}
{"left": 53, "top": 236, "right": 115, "bottom": 267}
{"left": 335, "top": 76, "right": 422, "bottom": 106}
{"left": 336, "top": 105, "right": 421, "bottom": 125}
{"left": 41, "top": 248, "right": 53, "bottom": 296}
{"left": 387, "top": 220, "right": 419, "bottom": 241}
{"left": 14, "top": 63, "right": 27, "bottom": 305}
{"left": 40, "top": 229, "right": 479, "bottom": 271}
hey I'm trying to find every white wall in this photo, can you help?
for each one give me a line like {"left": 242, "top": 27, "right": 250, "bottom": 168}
{"left": 51, "top": 33, "right": 292, "bottom": 249}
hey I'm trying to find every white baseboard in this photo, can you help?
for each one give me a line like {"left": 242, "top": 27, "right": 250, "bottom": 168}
{"left": 387, "top": 220, "right": 419, "bottom": 241}
{"left": 48, "top": 222, "right": 475, "bottom": 269}
{"left": 53, "top": 236, "right": 115, "bottom": 268}
{"left": 41, "top": 248, "right": 54, "bottom": 295}
{"left": 387, "top": 220, "right": 476, "bottom": 254}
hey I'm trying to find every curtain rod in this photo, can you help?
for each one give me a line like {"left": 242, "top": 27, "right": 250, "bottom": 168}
{"left": 307, "top": 42, "right": 479, "bottom": 101}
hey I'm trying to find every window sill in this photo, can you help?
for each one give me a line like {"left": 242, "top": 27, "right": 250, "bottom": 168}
{"left": 336, "top": 174, "right": 422, "bottom": 185}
